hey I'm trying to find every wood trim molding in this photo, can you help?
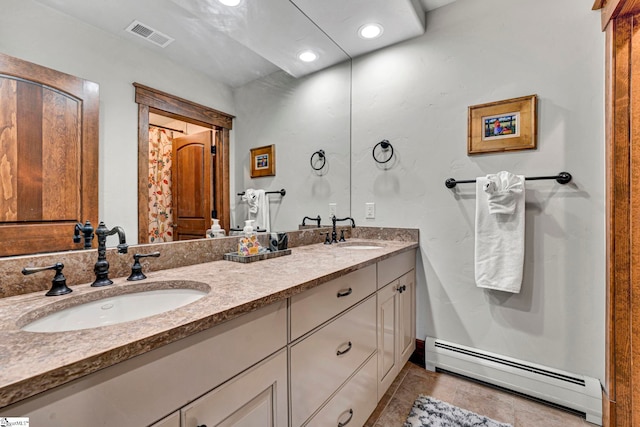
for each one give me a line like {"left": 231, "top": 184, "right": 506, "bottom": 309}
{"left": 604, "top": 11, "right": 639, "bottom": 426}
{"left": 134, "top": 84, "right": 233, "bottom": 242}
{"left": 597, "top": 0, "right": 640, "bottom": 29}
{"left": 409, "top": 338, "right": 425, "bottom": 368}
{"left": 133, "top": 83, "right": 234, "bottom": 130}
{"left": 137, "top": 104, "right": 150, "bottom": 244}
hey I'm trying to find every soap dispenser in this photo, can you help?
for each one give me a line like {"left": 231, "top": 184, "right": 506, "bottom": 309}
{"left": 243, "top": 219, "right": 256, "bottom": 237}
{"left": 238, "top": 220, "right": 261, "bottom": 256}
{"left": 206, "top": 218, "right": 225, "bottom": 238}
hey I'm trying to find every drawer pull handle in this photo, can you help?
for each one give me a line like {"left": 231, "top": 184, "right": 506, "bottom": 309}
{"left": 338, "top": 409, "right": 354, "bottom": 427}
{"left": 337, "top": 288, "right": 353, "bottom": 298}
{"left": 336, "top": 341, "right": 352, "bottom": 356}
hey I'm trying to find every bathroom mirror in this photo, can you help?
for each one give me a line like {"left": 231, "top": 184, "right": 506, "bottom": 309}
{"left": 0, "top": 0, "right": 352, "bottom": 254}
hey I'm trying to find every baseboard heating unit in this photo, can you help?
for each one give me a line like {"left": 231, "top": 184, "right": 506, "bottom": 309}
{"left": 425, "top": 337, "right": 602, "bottom": 425}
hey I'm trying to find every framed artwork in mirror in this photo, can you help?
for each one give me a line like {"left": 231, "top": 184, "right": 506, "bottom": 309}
{"left": 467, "top": 94, "right": 537, "bottom": 155}
{"left": 250, "top": 144, "right": 276, "bottom": 178}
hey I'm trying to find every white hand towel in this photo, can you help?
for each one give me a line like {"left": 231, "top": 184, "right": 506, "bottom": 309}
{"left": 242, "top": 189, "right": 259, "bottom": 214}
{"left": 475, "top": 171, "right": 525, "bottom": 293}
{"left": 255, "top": 191, "right": 271, "bottom": 232}
{"left": 242, "top": 189, "right": 270, "bottom": 232}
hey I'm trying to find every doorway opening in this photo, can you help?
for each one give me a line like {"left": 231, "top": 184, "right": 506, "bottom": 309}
{"left": 134, "top": 83, "right": 234, "bottom": 244}
{"left": 148, "top": 114, "right": 215, "bottom": 242}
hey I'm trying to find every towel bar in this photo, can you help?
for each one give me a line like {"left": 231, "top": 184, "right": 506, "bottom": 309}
{"left": 237, "top": 189, "right": 286, "bottom": 196}
{"left": 445, "top": 172, "right": 572, "bottom": 189}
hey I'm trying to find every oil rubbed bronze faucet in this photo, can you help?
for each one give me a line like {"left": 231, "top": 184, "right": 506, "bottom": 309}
{"left": 73, "top": 220, "right": 94, "bottom": 249}
{"left": 330, "top": 215, "right": 356, "bottom": 244}
{"left": 92, "top": 221, "right": 128, "bottom": 287}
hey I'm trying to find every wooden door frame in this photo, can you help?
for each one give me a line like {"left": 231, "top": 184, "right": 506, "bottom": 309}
{"left": 595, "top": 1, "right": 640, "bottom": 425}
{"left": 134, "top": 83, "right": 233, "bottom": 244}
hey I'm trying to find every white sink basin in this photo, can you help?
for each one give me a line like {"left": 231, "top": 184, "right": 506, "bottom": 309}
{"left": 21, "top": 287, "right": 208, "bottom": 333}
{"left": 336, "top": 242, "right": 384, "bottom": 250}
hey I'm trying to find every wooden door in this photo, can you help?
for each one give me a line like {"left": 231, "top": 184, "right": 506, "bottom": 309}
{"left": 0, "top": 53, "right": 99, "bottom": 256}
{"left": 172, "top": 131, "right": 213, "bottom": 240}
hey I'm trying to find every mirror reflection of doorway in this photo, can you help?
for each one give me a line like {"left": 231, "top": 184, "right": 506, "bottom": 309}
{"left": 135, "top": 83, "right": 233, "bottom": 245}
{"left": 148, "top": 113, "right": 218, "bottom": 242}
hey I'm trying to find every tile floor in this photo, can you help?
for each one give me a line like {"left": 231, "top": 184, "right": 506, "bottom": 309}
{"left": 365, "top": 361, "right": 595, "bottom": 426}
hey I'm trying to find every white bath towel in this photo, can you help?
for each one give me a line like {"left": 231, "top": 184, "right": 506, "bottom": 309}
{"left": 242, "top": 189, "right": 270, "bottom": 232}
{"left": 475, "top": 171, "right": 525, "bottom": 293}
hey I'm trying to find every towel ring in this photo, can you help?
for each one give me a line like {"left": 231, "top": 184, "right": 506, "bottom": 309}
{"left": 372, "top": 140, "right": 394, "bottom": 164}
{"left": 310, "top": 149, "right": 326, "bottom": 171}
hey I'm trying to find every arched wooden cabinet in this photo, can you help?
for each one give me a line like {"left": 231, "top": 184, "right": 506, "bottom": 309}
{"left": 0, "top": 53, "right": 99, "bottom": 256}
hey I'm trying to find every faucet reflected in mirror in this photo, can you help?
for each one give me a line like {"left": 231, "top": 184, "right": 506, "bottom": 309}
{"left": 302, "top": 215, "right": 322, "bottom": 227}
{"left": 92, "top": 222, "right": 128, "bottom": 287}
{"left": 73, "top": 221, "right": 95, "bottom": 250}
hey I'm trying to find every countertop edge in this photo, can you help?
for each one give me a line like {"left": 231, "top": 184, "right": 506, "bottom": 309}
{"left": 0, "top": 241, "right": 418, "bottom": 408}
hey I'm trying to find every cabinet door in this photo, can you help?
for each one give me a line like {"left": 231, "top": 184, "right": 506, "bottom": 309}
{"left": 305, "top": 354, "right": 377, "bottom": 427}
{"left": 398, "top": 270, "right": 416, "bottom": 365}
{"left": 0, "top": 52, "right": 99, "bottom": 256}
{"left": 377, "top": 279, "right": 399, "bottom": 400}
{"left": 150, "top": 411, "right": 180, "bottom": 427}
{"left": 181, "top": 349, "right": 287, "bottom": 427}
{"left": 290, "top": 296, "right": 377, "bottom": 427}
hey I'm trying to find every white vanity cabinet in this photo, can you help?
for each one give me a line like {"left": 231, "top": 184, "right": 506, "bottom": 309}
{"left": 377, "top": 250, "right": 417, "bottom": 400}
{"left": 289, "top": 264, "right": 378, "bottom": 427}
{"left": 4, "top": 246, "right": 417, "bottom": 427}
{"left": 5, "top": 301, "right": 287, "bottom": 427}
{"left": 180, "top": 349, "right": 288, "bottom": 427}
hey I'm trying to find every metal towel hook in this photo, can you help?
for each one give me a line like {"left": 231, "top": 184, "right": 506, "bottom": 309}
{"left": 310, "top": 149, "right": 326, "bottom": 171}
{"left": 372, "top": 139, "right": 394, "bottom": 164}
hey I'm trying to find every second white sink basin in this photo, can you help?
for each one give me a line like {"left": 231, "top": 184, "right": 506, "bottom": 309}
{"left": 336, "top": 242, "right": 385, "bottom": 250}
{"left": 21, "top": 286, "right": 208, "bottom": 333}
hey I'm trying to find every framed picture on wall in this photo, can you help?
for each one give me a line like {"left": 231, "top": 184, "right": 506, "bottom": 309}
{"left": 467, "top": 94, "right": 537, "bottom": 155}
{"left": 250, "top": 144, "right": 276, "bottom": 178}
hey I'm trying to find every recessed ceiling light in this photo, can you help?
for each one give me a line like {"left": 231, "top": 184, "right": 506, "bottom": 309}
{"left": 359, "top": 23, "right": 384, "bottom": 39}
{"left": 218, "top": 0, "right": 241, "bottom": 6}
{"left": 298, "top": 50, "right": 318, "bottom": 62}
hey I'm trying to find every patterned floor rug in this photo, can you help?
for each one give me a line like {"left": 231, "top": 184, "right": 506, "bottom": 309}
{"left": 404, "top": 395, "right": 513, "bottom": 427}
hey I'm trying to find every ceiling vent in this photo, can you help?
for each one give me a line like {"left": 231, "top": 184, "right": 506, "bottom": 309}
{"left": 125, "top": 20, "right": 174, "bottom": 48}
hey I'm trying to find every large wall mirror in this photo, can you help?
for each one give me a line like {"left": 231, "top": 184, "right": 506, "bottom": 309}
{"left": 0, "top": 0, "right": 352, "bottom": 255}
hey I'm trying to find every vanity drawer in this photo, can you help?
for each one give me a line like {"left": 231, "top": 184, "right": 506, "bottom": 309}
{"left": 305, "top": 354, "right": 377, "bottom": 427}
{"left": 290, "top": 295, "right": 376, "bottom": 427}
{"left": 378, "top": 249, "right": 416, "bottom": 288}
{"left": 290, "top": 264, "right": 376, "bottom": 340}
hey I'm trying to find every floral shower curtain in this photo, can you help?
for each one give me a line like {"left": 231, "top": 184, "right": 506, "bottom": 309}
{"left": 148, "top": 126, "right": 174, "bottom": 242}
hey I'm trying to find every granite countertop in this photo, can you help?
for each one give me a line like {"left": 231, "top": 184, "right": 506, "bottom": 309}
{"left": 0, "top": 239, "right": 418, "bottom": 408}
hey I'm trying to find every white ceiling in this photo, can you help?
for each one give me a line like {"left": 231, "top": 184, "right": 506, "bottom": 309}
{"left": 34, "top": 0, "right": 456, "bottom": 87}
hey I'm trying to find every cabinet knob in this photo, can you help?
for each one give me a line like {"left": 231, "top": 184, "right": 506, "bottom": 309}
{"left": 338, "top": 408, "right": 354, "bottom": 427}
